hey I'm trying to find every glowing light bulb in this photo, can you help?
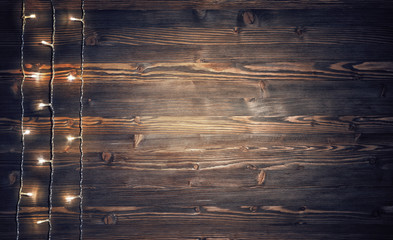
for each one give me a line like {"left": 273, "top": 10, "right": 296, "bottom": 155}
{"left": 36, "top": 219, "right": 50, "bottom": 224}
{"left": 70, "top": 17, "right": 83, "bottom": 22}
{"left": 37, "top": 157, "right": 46, "bottom": 165}
{"left": 41, "top": 40, "right": 53, "bottom": 48}
{"left": 21, "top": 192, "right": 33, "bottom": 197}
{"left": 38, "top": 103, "right": 51, "bottom": 110}
{"left": 31, "top": 73, "right": 40, "bottom": 80}
{"left": 24, "top": 14, "right": 36, "bottom": 19}
{"left": 23, "top": 129, "right": 31, "bottom": 135}
{"left": 67, "top": 136, "right": 75, "bottom": 141}
{"left": 37, "top": 157, "right": 51, "bottom": 165}
{"left": 67, "top": 74, "right": 76, "bottom": 81}
{"left": 65, "top": 195, "right": 80, "bottom": 203}
{"left": 67, "top": 135, "right": 81, "bottom": 141}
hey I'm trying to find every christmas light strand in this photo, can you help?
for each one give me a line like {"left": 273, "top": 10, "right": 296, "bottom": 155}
{"left": 75, "top": 1, "right": 86, "bottom": 238}
{"left": 47, "top": 1, "right": 56, "bottom": 239}
{"left": 16, "top": 2, "right": 35, "bottom": 239}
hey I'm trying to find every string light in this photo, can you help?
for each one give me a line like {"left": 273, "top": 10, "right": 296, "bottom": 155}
{"left": 71, "top": 1, "right": 86, "bottom": 238}
{"left": 21, "top": 192, "right": 33, "bottom": 197}
{"left": 31, "top": 73, "right": 40, "bottom": 80}
{"left": 23, "top": 14, "right": 36, "bottom": 19}
{"left": 67, "top": 135, "right": 82, "bottom": 141}
{"left": 70, "top": 17, "right": 84, "bottom": 22}
{"left": 16, "top": 2, "right": 35, "bottom": 238}
{"left": 36, "top": 219, "right": 50, "bottom": 224}
{"left": 67, "top": 74, "right": 76, "bottom": 81}
{"left": 65, "top": 195, "right": 81, "bottom": 203}
{"left": 22, "top": 129, "right": 31, "bottom": 135}
{"left": 37, "top": 157, "right": 52, "bottom": 165}
{"left": 47, "top": 1, "right": 56, "bottom": 239}
{"left": 38, "top": 103, "right": 52, "bottom": 110}
{"left": 41, "top": 40, "right": 54, "bottom": 48}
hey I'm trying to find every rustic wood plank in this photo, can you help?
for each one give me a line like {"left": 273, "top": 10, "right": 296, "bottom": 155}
{"left": 1, "top": 0, "right": 393, "bottom": 239}
{"left": 14, "top": 0, "right": 393, "bottom": 10}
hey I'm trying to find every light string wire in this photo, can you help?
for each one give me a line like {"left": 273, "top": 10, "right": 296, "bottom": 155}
{"left": 48, "top": 0, "right": 56, "bottom": 239}
{"left": 78, "top": 1, "right": 86, "bottom": 239}
{"left": 16, "top": 2, "right": 27, "bottom": 239}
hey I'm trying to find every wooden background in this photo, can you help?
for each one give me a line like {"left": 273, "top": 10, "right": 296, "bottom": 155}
{"left": 1, "top": 0, "right": 393, "bottom": 239}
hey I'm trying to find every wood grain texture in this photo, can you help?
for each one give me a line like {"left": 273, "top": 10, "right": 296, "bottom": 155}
{"left": 1, "top": 0, "right": 393, "bottom": 239}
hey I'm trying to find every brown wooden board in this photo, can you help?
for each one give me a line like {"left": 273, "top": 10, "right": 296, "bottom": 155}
{"left": 0, "top": 0, "right": 393, "bottom": 239}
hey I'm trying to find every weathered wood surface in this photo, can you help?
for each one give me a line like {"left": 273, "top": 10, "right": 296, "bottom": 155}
{"left": 1, "top": 0, "right": 393, "bottom": 239}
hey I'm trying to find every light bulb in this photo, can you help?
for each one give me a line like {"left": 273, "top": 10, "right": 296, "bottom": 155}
{"left": 21, "top": 192, "right": 33, "bottom": 197}
{"left": 65, "top": 195, "right": 80, "bottom": 203}
{"left": 38, "top": 103, "right": 51, "bottom": 110}
{"left": 24, "top": 14, "right": 36, "bottom": 19}
{"left": 67, "top": 74, "right": 76, "bottom": 81}
{"left": 70, "top": 17, "right": 83, "bottom": 22}
{"left": 36, "top": 219, "right": 50, "bottom": 224}
{"left": 67, "top": 135, "right": 81, "bottom": 141}
{"left": 31, "top": 73, "right": 40, "bottom": 80}
{"left": 67, "top": 136, "right": 75, "bottom": 141}
{"left": 23, "top": 129, "right": 31, "bottom": 135}
{"left": 41, "top": 40, "right": 53, "bottom": 47}
{"left": 37, "top": 157, "right": 51, "bottom": 165}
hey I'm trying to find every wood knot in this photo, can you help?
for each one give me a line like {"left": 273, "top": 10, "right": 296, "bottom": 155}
{"left": 193, "top": 164, "right": 200, "bottom": 170}
{"left": 368, "top": 156, "right": 377, "bottom": 166}
{"left": 299, "top": 206, "right": 306, "bottom": 211}
{"left": 246, "top": 164, "right": 257, "bottom": 170}
{"left": 294, "top": 26, "right": 306, "bottom": 38}
{"left": 196, "top": 58, "right": 206, "bottom": 63}
{"left": 134, "top": 116, "right": 141, "bottom": 125}
{"left": 193, "top": 9, "right": 207, "bottom": 19}
{"left": 243, "top": 11, "right": 255, "bottom": 25}
{"left": 240, "top": 145, "right": 249, "bottom": 152}
{"left": 257, "top": 169, "right": 266, "bottom": 185}
{"left": 351, "top": 72, "right": 362, "bottom": 81}
{"left": 66, "top": 119, "right": 74, "bottom": 127}
{"left": 348, "top": 122, "right": 357, "bottom": 131}
{"left": 136, "top": 65, "right": 145, "bottom": 73}
{"left": 233, "top": 27, "right": 240, "bottom": 34}
{"left": 133, "top": 134, "right": 144, "bottom": 148}
{"left": 103, "top": 214, "right": 117, "bottom": 224}
{"left": 8, "top": 171, "right": 18, "bottom": 186}
{"left": 249, "top": 206, "right": 258, "bottom": 212}
{"left": 194, "top": 206, "right": 201, "bottom": 213}
{"left": 101, "top": 152, "right": 114, "bottom": 164}
{"left": 86, "top": 33, "right": 99, "bottom": 46}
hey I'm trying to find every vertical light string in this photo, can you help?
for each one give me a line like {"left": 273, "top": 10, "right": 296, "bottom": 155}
{"left": 79, "top": 1, "right": 86, "bottom": 238}
{"left": 70, "top": 1, "right": 86, "bottom": 238}
{"left": 16, "top": 2, "right": 27, "bottom": 239}
{"left": 47, "top": 0, "right": 56, "bottom": 239}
